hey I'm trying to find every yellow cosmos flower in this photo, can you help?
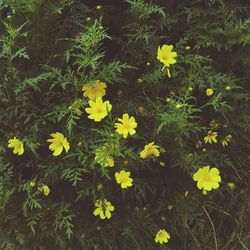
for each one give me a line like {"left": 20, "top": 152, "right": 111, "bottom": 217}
{"left": 193, "top": 166, "right": 221, "bottom": 194}
{"left": 85, "top": 97, "right": 112, "bottom": 122}
{"left": 47, "top": 132, "right": 70, "bottom": 156}
{"left": 206, "top": 88, "right": 214, "bottom": 96}
{"left": 8, "top": 137, "right": 24, "bottom": 155}
{"left": 140, "top": 142, "right": 160, "bottom": 159}
{"left": 93, "top": 199, "right": 115, "bottom": 219}
{"left": 155, "top": 229, "right": 170, "bottom": 244}
{"left": 204, "top": 131, "right": 218, "bottom": 144}
{"left": 114, "top": 113, "right": 137, "bottom": 138}
{"left": 38, "top": 185, "right": 50, "bottom": 196}
{"left": 95, "top": 143, "right": 115, "bottom": 167}
{"left": 115, "top": 170, "right": 133, "bottom": 189}
{"left": 157, "top": 44, "right": 177, "bottom": 77}
{"left": 222, "top": 134, "right": 232, "bottom": 147}
{"left": 82, "top": 80, "right": 107, "bottom": 100}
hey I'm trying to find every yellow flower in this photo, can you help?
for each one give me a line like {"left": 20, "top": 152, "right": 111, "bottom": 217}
{"left": 226, "top": 85, "right": 231, "bottom": 91}
{"left": 193, "top": 166, "right": 221, "bottom": 194}
{"left": 114, "top": 113, "right": 137, "bottom": 138}
{"left": 38, "top": 185, "right": 50, "bottom": 196}
{"left": 222, "top": 134, "right": 232, "bottom": 147}
{"left": 82, "top": 80, "right": 107, "bottom": 100}
{"left": 115, "top": 170, "right": 133, "bottom": 189}
{"left": 93, "top": 199, "right": 114, "bottom": 219}
{"left": 85, "top": 97, "right": 112, "bottom": 122}
{"left": 7, "top": 137, "right": 24, "bottom": 155}
{"left": 155, "top": 229, "right": 170, "bottom": 244}
{"left": 140, "top": 142, "right": 160, "bottom": 159}
{"left": 204, "top": 131, "right": 218, "bottom": 144}
{"left": 95, "top": 144, "right": 115, "bottom": 167}
{"left": 47, "top": 132, "right": 70, "bottom": 156}
{"left": 157, "top": 44, "right": 177, "bottom": 77}
{"left": 206, "top": 88, "right": 214, "bottom": 96}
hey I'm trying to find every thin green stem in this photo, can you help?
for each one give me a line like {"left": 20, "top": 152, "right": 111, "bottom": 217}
{"left": 202, "top": 204, "right": 218, "bottom": 250}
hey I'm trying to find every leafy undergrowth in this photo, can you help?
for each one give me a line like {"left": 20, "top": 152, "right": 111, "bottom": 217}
{"left": 0, "top": 0, "right": 249, "bottom": 249}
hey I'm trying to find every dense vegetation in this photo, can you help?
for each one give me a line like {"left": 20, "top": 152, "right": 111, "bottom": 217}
{"left": 0, "top": 0, "right": 249, "bottom": 249}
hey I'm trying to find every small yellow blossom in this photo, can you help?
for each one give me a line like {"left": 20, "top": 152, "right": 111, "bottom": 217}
{"left": 47, "top": 132, "right": 70, "bottom": 156}
{"left": 82, "top": 80, "right": 107, "bottom": 100}
{"left": 193, "top": 166, "right": 221, "bottom": 194}
{"left": 155, "top": 229, "right": 170, "bottom": 244}
{"left": 95, "top": 144, "right": 115, "bottom": 167}
{"left": 204, "top": 131, "right": 218, "bottom": 144}
{"left": 93, "top": 199, "right": 114, "bottom": 219}
{"left": 115, "top": 170, "right": 133, "bottom": 189}
{"left": 85, "top": 97, "right": 112, "bottom": 122}
{"left": 114, "top": 113, "right": 137, "bottom": 138}
{"left": 226, "top": 85, "right": 231, "bottom": 91}
{"left": 206, "top": 88, "right": 214, "bottom": 96}
{"left": 222, "top": 134, "right": 232, "bottom": 147}
{"left": 8, "top": 137, "right": 24, "bottom": 155}
{"left": 38, "top": 185, "right": 50, "bottom": 196}
{"left": 140, "top": 142, "right": 160, "bottom": 159}
{"left": 157, "top": 44, "right": 177, "bottom": 77}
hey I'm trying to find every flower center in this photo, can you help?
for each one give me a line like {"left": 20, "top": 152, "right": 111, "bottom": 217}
{"left": 120, "top": 176, "right": 127, "bottom": 183}
{"left": 96, "top": 106, "right": 103, "bottom": 113}
{"left": 158, "top": 231, "right": 164, "bottom": 239}
{"left": 122, "top": 121, "right": 131, "bottom": 130}
{"left": 55, "top": 140, "right": 63, "bottom": 147}
{"left": 162, "top": 54, "right": 169, "bottom": 60}
{"left": 147, "top": 147, "right": 154, "bottom": 155}
{"left": 92, "top": 87, "right": 99, "bottom": 94}
{"left": 202, "top": 173, "right": 212, "bottom": 182}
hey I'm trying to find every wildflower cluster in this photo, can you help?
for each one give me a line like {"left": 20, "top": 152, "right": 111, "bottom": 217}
{"left": 1, "top": 0, "right": 248, "bottom": 249}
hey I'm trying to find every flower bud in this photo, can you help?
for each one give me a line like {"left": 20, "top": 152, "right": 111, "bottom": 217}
{"left": 227, "top": 182, "right": 236, "bottom": 190}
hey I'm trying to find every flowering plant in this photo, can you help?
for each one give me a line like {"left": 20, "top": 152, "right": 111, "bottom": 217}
{"left": 0, "top": 0, "right": 249, "bottom": 249}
